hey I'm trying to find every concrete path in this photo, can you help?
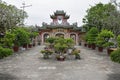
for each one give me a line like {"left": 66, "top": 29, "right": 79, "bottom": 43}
{"left": 0, "top": 45, "right": 120, "bottom": 80}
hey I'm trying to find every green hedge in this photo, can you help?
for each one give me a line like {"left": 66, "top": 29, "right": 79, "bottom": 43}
{"left": 110, "top": 49, "right": 120, "bottom": 63}
{"left": 0, "top": 47, "right": 13, "bottom": 59}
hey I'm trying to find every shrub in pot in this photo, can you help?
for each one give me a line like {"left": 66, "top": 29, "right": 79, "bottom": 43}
{"left": 54, "top": 38, "right": 74, "bottom": 61}
{"left": 72, "top": 48, "right": 81, "bottom": 59}
{"left": 30, "top": 31, "right": 39, "bottom": 46}
{"left": 13, "top": 28, "right": 30, "bottom": 49}
{"left": 85, "top": 27, "right": 98, "bottom": 49}
{"left": 96, "top": 29, "right": 114, "bottom": 53}
{"left": 41, "top": 49, "right": 53, "bottom": 59}
{"left": 96, "top": 36, "right": 104, "bottom": 52}
{"left": 46, "top": 37, "right": 56, "bottom": 49}
{"left": 103, "top": 42, "right": 114, "bottom": 55}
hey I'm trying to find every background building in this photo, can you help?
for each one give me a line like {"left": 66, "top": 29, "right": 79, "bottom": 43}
{"left": 38, "top": 10, "right": 84, "bottom": 45}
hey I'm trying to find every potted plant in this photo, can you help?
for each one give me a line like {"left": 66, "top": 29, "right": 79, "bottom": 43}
{"left": 32, "top": 32, "right": 39, "bottom": 46}
{"left": 40, "top": 49, "right": 53, "bottom": 59}
{"left": 2, "top": 31, "right": 19, "bottom": 52}
{"left": 54, "top": 37, "right": 74, "bottom": 61}
{"left": 96, "top": 29, "right": 114, "bottom": 53}
{"left": 13, "top": 28, "right": 30, "bottom": 50}
{"left": 46, "top": 37, "right": 56, "bottom": 49}
{"left": 103, "top": 42, "right": 114, "bottom": 55}
{"left": 86, "top": 27, "right": 98, "bottom": 49}
{"left": 96, "top": 36, "right": 104, "bottom": 52}
{"left": 72, "top": 48, "right": 81, "bottom": 59}
{"left": 54, "top": 43, "right": 67, "bottom": 61}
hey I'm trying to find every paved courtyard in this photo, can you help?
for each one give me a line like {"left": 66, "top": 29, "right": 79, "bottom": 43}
{"left": 0, "top": 45, "right": 120, "bottom": 80}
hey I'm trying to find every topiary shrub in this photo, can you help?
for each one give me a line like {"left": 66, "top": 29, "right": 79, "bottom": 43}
{"left": 0, "top": 46, "right": 13, "bottom": 59}
{"left": 110, "top": 49, "right": 120, "bottom": 63}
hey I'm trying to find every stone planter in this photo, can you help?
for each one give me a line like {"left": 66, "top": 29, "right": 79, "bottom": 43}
{"left": 28, "top": 44, "right": 32, "bottom": 48}
{"left": 88, "top": 44, "right": 91, "bottom": 48}
{"left": 38, "top": 42, "right": 41, "bottom": 45}
{"left": 98, "top": 47, "right": 103, "bottom": 52}
{"left": 43, "top": 54, "right": 50, "bottom": 59}
{"left": 23, "top": 44, "right": 27, "bottom": 49}
{"left": 13, "top": 46, "right": 19, "bottom": 52}
{"left": 33, "top": 43, "right": 35, "bottom": 47}
{"left": 84, "top": 43, "right": 87, "bottom": 47}
{"left": 56, "top": 56, "right": 65, "bottom": 61}
{"left": 91, "top": 44, "right": 96, "bottom": 50}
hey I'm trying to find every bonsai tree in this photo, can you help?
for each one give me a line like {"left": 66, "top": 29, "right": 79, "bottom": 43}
{"left": 54, "top": 37, "right": 74, "bottom": 60}
{"left": 41, "top": 48, "right": 53, "bottom": 59}
{"left": 46, "top": 37, "right": 56, "bottom": 49}
{"left": 86, "top": 27, "right": 98, "bottom": 49}
{"left": 96, "top": 29, "right": 114, "bottom": 52}
{"left": 96, "top": 29, "right": 114, "bottom": 47}
{"left": 65, "top": 38, "right": 74, "bottom": 48}
{"left": 72, "top": 48, "right": 81, "bottom": 59}
{"left": 13, "top": 28, "right": 30, "bottom": 47}
{"left": 54, "top": 39, "right": 68, "bottom": 54}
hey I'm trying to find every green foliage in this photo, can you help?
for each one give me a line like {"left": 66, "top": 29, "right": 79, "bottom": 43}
{"left": 54, "top": 38, "right": 74, "bottom": 53}
{"left": 85, "top": 27, "right": 98, "bottom": 44}
{"left": 96, "top": 29, "right": 114, "bottom": 47}
{"left": 110, "top": 49, "right": 120, "bottom": 63}
{"left": 54, "top": 43, "right": 68, "bottom": 53}
{"left": 83, "top": 3, "right": 116, "bottom": 31}
{"left": 0, "top": 46, "right": 13, "bottom": 59}
{"left": 84, "top": 32, "right": 90, "bottom": 42}
{"left": 12, "top": 27, "right": 30, "bottom": 46}
{"left": 0, "top": 1, "right": 28, "bottom": 31}
{"left": 40, "top": 49, "right": 53, "bottom": 59}
{"left": 65, "top": 38, "right": 74, "bottom": 48}
{"left": 30, "top": 32, "right": 39, "bottom": 38}
{"left": 103, "top": 42, "right": 114, "bottom": 48}
{"left": 46, "top": 37, "right": 56, "bottom": 44}
{"left": 117, "top": 35, "right": 120, "bottom": 48}
{"left": 72, "top": 49, "right": 80, "bottom": 55}
{"left": 41, "top": 50, "right": 53, "bottom": 55}
{"left": 3, "top": 31, "right": 15, "bottom": 48}
{"left": 96, "top": 36, "right": 104, "bottom": 47}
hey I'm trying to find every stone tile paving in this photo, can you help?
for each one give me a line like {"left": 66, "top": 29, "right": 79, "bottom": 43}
{"left": 0, "top": 45, "right": 120, "bottom": 80}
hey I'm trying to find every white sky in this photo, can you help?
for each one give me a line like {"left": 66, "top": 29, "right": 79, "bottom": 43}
{"left": 3, "top": 0, "right": 110, "bottom": 26}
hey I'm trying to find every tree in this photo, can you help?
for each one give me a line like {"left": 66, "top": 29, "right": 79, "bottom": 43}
{"left": 83, "top": 3, "right": 116, "bottom": 31}
{"left": 0, "top": 1, "right": 28, "bottom": 31}
{"left": 102, "top": 10, "right": 120, "bottom": 36}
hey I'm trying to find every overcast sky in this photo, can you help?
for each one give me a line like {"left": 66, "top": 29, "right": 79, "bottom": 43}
{"left": 3, "top": 0, "right": 110, "bottom": 26}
